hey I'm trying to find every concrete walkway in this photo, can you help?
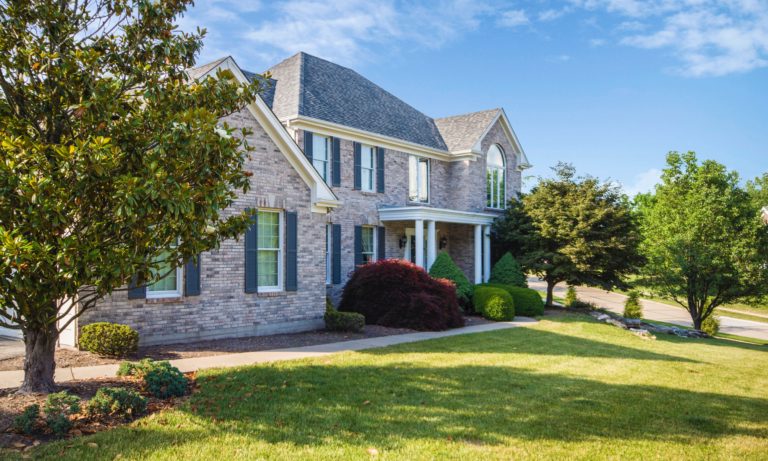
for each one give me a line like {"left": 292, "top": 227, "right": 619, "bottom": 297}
{"left": 528, "top": 277, "right": 768, "bottom": 341}
{"left": 0, "top": 318, "right": 536, "bottom": 390}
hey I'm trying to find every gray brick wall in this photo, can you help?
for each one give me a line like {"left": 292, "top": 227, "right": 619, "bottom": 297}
{"left": 81, "top": 109, "right": 328, "bottom": 346}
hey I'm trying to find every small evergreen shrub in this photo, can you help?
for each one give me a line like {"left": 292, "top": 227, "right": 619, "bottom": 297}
{"left": 87, "top": 387, "right": 147, "bottom": 419}
{"left": 325, "top": 300, "right": 365, "bottom": 332}
{"left": 13, "top": 404, "right": 39, "bottom": 434}
{"left": 43, "top": 391, "right": 81, "bottom": 435}
{"left": 79, "top": 322, "right": 139, "bottom": 357}
{"left": 623, "top": 291, "right": 643, "bottom": 319}
{"left": 483, "top": 284, "right": 545, "bottom": 316}
{"left": 117, "top": 358, "right": 188, "bottom": 398}
{"left": 339, "top": 259, "right": 464, "bottom": 331}
{"left": 473, "top": 286, "right": 515, "bottom": 321}
{"left": 489, "top": 253, "right": 527, "bottom": 287}
{"left": 429, "top": 252, "right": 473, "bottom": 310}
{"left": 701, "top": 315, "right": 720, "bottom": 336}
{"left": 564, "top": 286, "right": 578, "bottom": 307}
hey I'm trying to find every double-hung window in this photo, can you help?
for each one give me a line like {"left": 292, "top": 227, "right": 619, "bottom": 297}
{"left": 486, "top": 144, "right": 506, "bottom": 209}
{"left": 257, "top": 210, "right": 283, "bottom": 290}
{"left": 147, "top": 240, "right": 182, "bottom": 298}
{"left": 360, "top": 145, "right": 376, "bottom": 192}
{"left": 312, "top": 135, "right": 330, "bottom": 182}
{"left": 408, "top": 155, "right": 429, "bottom": 202}
{"left": 361, "top": 226, "right": 376, "bottom": 264}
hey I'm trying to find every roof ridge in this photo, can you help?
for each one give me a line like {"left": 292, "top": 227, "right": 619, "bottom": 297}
{"left": 434, "top": 108, "right": 501, "bottom": 121}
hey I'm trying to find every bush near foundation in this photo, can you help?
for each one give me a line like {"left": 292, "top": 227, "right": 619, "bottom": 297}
{"left": 482, "top": 284, "right": 545, "bottom": 317}
{"left": 429, "top": 252, "right": 474, "bottom": 311}
{"left": 489, "top": 253, "right": 528, "bottom": 287}
{"left": 473, "top": 286, "right": 515, "bottom": 321}
{"left": 79, "top": 322, "right": 139, "bottom": 357}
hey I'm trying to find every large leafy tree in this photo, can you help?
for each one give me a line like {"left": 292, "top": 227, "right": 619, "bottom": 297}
{"left": 639, "top": 152, "right": 768, "bottom": 329}
{"left": 494, "top": 163, "right": 641, "bottom": 306}
{"left": 0, "top": 0, "right": 262, "bottom": 393}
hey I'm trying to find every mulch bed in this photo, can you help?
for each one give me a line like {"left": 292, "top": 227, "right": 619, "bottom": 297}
{"left": 0, "top": 317, "right": 490, "bottom": 372}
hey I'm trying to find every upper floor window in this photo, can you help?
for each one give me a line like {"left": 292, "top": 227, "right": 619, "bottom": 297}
{"left": 486, "top": 144, "right": 506, "bottom": 209}
{"left": 312, "top": 135, "right": 330, "bottom": 182}
{"left": 408, "top": 155, "right": 429, "bottom": 202}
{"left": 147, "top": 240, "right": 182, "bottom": 298}
{"left": 360, "top": 145, "right": 376, "bottom": 192}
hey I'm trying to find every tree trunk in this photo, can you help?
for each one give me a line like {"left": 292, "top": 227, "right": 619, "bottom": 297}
{"left": 18, "top": 323, "right": 58, "bottom": 394}
{"left": 546, "top": 280, "right": 555, "bottom": 307}
{"left": 692, "top": 312, "right": 703, "bottom": 330}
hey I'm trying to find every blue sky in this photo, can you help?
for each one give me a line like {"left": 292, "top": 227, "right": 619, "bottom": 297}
{"left": 180, "top": 0, "right": 768, "bottom": 194}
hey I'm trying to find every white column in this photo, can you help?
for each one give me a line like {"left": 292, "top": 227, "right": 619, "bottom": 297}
{"left": 426, "top": 220, "right": 437, "bottom": 269}
{"left": 415, "top": 220, "right": 425, "bottom": 268}
{"left": 474, "top": 224, "right": 482, "bottom": 284}
{"left": 483, "top": 225, "right": 491, "bottom": 282}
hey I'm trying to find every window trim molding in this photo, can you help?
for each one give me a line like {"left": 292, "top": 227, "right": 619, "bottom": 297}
{"left": 360, "top": 225, "right": 377, "bottom": 264}
{"left": 408, "top": 155, "right": 430, "bottom": 203}
{"left": 146, "top": 264, "right": 183, "bottom": 299}
{"left": 486, "top": 144, "right": 506, "bottom": 210}
{"left": 312, "top": 134, "right": 331, "bottom": 182}
{"left": 257, "top": 209, "right": 284, "bottom": 293}
{"left": 360, "top": 144, "right": 376, "bottom": 192}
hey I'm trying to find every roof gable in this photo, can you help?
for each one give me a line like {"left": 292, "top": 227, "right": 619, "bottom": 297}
{"left": 434, "top": 109, "right": 501, "bottom": 153}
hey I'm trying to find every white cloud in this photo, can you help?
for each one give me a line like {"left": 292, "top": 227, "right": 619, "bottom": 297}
{"left": 590, "top": 38, "right": 607, "bottom": 46}
{"left": 539, "top": 8, "right": 570, "bottom": 21}
{"left": 622, "top": 168, "right": 662, "bottom": 196}
{"left": 497, "top": 9, "right": 530, "bottom": 28}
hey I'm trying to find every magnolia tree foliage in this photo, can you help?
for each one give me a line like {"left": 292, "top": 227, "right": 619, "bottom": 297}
{"left": 0, "top": 0, "right": 263, "bottom": 392}
{"left": 493, "top": 163, "right": 641, "bottom": 306}
{"left": 638, "top": 152, "right": 768, "bottom": 329}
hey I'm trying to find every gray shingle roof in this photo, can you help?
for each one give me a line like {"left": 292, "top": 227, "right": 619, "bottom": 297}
{"left": 261, "top": 52, "right": 448, "bottom": 151}
{"left": 186, "top": 57, "right": 228, "bottom": 81}
{"left": 434, "top": 109, "right": 501, "bottom": 153}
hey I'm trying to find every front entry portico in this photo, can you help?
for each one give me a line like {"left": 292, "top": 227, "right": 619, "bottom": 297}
{"left": 379, "top": 206, "right": 496, "bottom": 283}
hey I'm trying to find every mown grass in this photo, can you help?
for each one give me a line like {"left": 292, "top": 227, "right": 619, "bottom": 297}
{"left": 5, "top": 315, "right": 768, "bottom": 460}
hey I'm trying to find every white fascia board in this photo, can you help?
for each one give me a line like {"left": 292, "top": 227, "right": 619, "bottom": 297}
{"left": 378, "top": 206, "right": 497, "bottom": 225}
{"left": 285, "top": 116, "right": 476, "bottom": 162}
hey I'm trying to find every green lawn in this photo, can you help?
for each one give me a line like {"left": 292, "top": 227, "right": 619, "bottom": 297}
{"left": 6, "top": 315, "right": 768, "bottom": 460}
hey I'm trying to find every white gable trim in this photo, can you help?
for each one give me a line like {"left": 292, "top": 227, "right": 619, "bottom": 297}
{"left": 189, "top": 56, "right": 340, "bottom": 212}
{"left": 470, "top": 110, "right": 532, "bottom": 171}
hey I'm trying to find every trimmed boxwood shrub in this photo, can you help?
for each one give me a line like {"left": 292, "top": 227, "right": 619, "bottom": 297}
{"left": 117, "top": 359, "right": 188, "bottom": 398}
{"left": 87, "top": 387, "right": 147, "bottom": 419}
{"left": 325, "top": 298, "right": 365, "bottom": 332}
{"left": 428, "top": 252, "right": 473, "bottom": 311}
{"left": 482, "top": 284, "right": 545, "bottom": 317}
{"left": 473, "top": 286, "right": 515, "bottom": 321}
{"left": 489, "top": 253, "right": 527, "bottom": 287}
{"left": 79, "top": 322, "right": 139, "bottom": 357}
{"left": 339, "top": 259, "right": 464, "bottom": 331}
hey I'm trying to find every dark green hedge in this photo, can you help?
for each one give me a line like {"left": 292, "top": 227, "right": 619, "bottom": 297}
{"left": 473, "top": 286, "right": 515, "bottom": 321}
{"left": 481, "top": 284, "right": 544, "bottom": 316}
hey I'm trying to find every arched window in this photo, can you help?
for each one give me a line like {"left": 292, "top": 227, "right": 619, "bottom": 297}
{"left": 486, "top": 144, "right": 506, "bottom": 209}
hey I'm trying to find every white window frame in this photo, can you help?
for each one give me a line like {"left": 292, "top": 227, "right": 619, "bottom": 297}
{"left": 147, "top": 241, "right": 183, "bottom": 299}
{"left": 361, "top": 225, "right": 377, "bottom": 264}
{"left": 487, "top": 145, "right": 506, "bottom": 209}
{"left": 257, "top": 209, "right": 284, "bottom": 293}
{"left": 312, "top": 135, "right": 331, "bottom": 182}
{"left": 360, "top": 144, "right": 376, "bottom": 192}
{"left": 408, "top": 155, "right": 430, "bottom": 203}
{"left": 325, "top": 223, "right": 332, "bottom": 285}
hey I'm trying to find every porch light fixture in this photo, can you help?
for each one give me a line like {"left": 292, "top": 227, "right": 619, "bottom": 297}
{"left": 439, "top": 236, "right": 448, "bottom": 250}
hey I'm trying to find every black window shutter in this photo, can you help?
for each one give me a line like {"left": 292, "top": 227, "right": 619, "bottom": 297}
{"left": 377, "top": 226, "right": 385, "bottom": 260}
{"left": 127, "top": 273, "right": 146, "bottom": 299}
{"left": 244, "top": 212, "right": 258, "bottom": 293}
{"left": 354, "top": 225, "right": 363, "bottom": 266}
{"left": 184, "top": 255, "right": 201, "bottom": 296}
{"left": 332, "top": 224, "right": 342, "bottom": 284}
{"left": 303, "top": 131, "right": 313, "bottom": 162}
{"left": 285, "top": 211, "right": 298, "bottom": 291}
{"left": 331, "top": 137, "right": 341, "bottom": 187}
{"left": 376, "top": 147, "right": 385, "bottom": 193}
{"left": 353, "top": 142, "right": 361, "bottom": 190}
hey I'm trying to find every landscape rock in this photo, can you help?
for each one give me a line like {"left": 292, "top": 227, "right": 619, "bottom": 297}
{"left": 629, "top": 328, "right": 656, "bottom": 340}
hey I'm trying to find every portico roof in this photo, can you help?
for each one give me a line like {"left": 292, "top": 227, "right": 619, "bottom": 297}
{"left": 378, "top": 206, "right": 497, "bottom": 225}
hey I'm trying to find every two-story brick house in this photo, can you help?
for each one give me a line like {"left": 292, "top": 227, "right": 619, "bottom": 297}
{"left": 63, "top": 52, "right": 530, "bottom": 346}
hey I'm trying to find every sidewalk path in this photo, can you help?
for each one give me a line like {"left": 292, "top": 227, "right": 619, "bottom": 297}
{"left": 528, "top": 277, "right": 768, "bottom": 341}
{"left": 0, "top": 318, "right": 537, "bottom": 389}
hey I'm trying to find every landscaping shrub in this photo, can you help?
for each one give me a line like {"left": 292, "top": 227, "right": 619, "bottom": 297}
{"left": 623, "top": 291, "right": 643, "bottom": 319}
{"left": 325, "top": 299, "right": 365, "bottom": 332}
{"left": 87, "top": 387, "right": 147, "bottom": 419}
{"left": 489, "top": 253, "right": 527, "bottom": 287}
{"left": 339, "top": 259, "right": 464, "bottom": 331}
{"left": 117, "top": 358, "right": 188, "bottom": 398}
{"left": 701, "top": 316, "right": 720, "bottom": 336}
{"left": 483, "top": 284, "right": 545, "bottom": 316}
{"left": 79, "top": 322, "right": 139, "bottom": 357}
{"left": 43, "top": 391, "right": 81, "bottom": 435}
{"left": 473, "top": 286, "right": 515, "bottom": 321}
{"left": 13, "top": 404, "right": 39, "bottom": 434}
{"left": 564, "top": 286, "right": 578, "bottom": 307}
{"left": 429, "top": 252, "right": 473, "bottom": 311}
